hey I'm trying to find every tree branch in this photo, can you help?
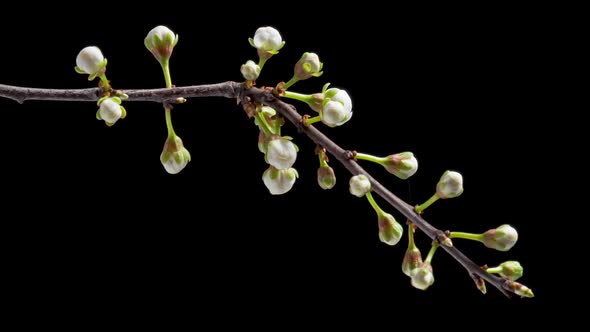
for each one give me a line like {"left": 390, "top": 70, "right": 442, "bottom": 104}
{"left": 0, "top": 82, "right": 512, "bottom": 297}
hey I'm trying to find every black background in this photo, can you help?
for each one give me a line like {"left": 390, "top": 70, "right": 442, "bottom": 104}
{"left": 1, "top": 4, "right": 563, "bottom": 325}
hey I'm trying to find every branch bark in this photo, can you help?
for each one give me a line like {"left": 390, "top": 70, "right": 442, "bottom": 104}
{"left": 0, "top": 82, "right": 512, "bottom": 297}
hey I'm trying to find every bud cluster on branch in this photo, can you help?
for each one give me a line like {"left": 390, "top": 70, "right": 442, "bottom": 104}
{"left": 0, "top": 25, "right": 534, "bottom": 299}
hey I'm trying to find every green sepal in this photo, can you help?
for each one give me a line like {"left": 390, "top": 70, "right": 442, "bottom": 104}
{"left": 96, "top": 110, "right": 102, "bottom": 120}
{"left": 321, "top": 82, "right": 331, "bottom": 94}
{"left": 74, "top": 66, "right": 85, "bottom": 74}
{"left": 248, "top": 38, "right": 256, "bottom": 48}
{"left": 97, "top": 96, "right": 108, "bottom": 106}
{"left": 120, "top": 106, "right": 127, "bottom": 119}
{"left": 106, "top": 121, "right": 114, "bottom": 127}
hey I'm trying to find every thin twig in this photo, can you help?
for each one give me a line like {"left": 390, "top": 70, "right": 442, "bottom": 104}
{"left": 0, "top": 82, "right": 513, "bottom": 297}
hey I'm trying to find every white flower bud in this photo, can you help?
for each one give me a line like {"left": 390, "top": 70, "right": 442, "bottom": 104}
{"left": 96, "top": 97, "right": 126, "bottom": 126}
{"left": 349, "top": 175, "right": 371, "bottom": 197}
{"left": 240, "top": 60, "right": 261, "bottom": 81}
{"left": 483, "top": 224, "right": 518, "bottom": 251}
{"left": 144, "top": 25, "right": 178, "bottom": 63}
{"left": 294, "top": 52, "right": 323, "bottom": 80}
{"left": 160, "top": 135, "right": 191, "bottom": 174}
{"left": 382, "top": 152, "right": 418, "bottom": 179}
{"left": 377, "top": 212, "right": 403, "bottom": 246}
{"left": 410, "top": 263, "right": 435, "bottom": 290}
{"left": 251, "top": 26, "right": 284, "bottom": 53}
{"left": 75, "top": 46, "right": 106, "bottom": 78}
{"left": 436, "top": 170, "right": 464, "bottom": 199}
{"left": 317, "top": 165, "right": 336, "bottom": 190}
{"left": 262, "top": 166, "right": 298, "bottom": 195}
{"left": 320, "top": 88, "right": 353, "bottom": 127}
{"left": 266, "top": 137, "right": 297, "bottom": 170}
{"left": 402, "top": 247, "right": 423, "bottom": 277}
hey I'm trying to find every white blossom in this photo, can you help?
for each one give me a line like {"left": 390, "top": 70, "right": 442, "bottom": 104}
{"left": 160, "top": 135, "right": 191, "bottom": 174}
{"left": 97, "top": 97, "right": 126, "bottom": 126}
{"left": 266, "top": 137, "right": 297, "bottom": 170}
{"left": 252, "top": 27, "right": 283, "bottom": 53}
{"left": 75, "top": 46, "right": 105, "bottom": 76}
{"left": 349, "top": 175, "right": 371, "bottom": 197}
{"left": 240, "top": 60, "right": 260, "bottom": 81}
{"left": 320, "top": 88, "right": 353, "bottom": 127}
{"left": 262, "top": 166, "right": 298, "bottom": 195}
{"left": 410, "top": 263, "right": 435, "bottom": 290}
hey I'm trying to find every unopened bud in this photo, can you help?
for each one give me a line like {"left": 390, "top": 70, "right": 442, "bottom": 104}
{"left": 410, "top": 263, "right": 435, "bottom": 290}
{"left": 349, "top": 175, "right": 371, "bottom": 197}
{"left": 382, "top": 152, "right": 418, "bottom": 179}
{"left": 483, "top": 224, "right": 518, "bottom": 251}
{"left": 377, "top": 212, "right": 403, "bottom": 246}
{"left": 488, "top": 261, "right": 523, "bottom": 280}
{"left": 436, "top": 170, "right": 464, "bottom": 199}
{"left": 317, "top": 165, "right": 336, "bottom": 190}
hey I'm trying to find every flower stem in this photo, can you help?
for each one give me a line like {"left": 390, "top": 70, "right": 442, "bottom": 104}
{"left": 255, "top": 112, "right": 274, "bottom": 136}
{"left": 449, "top": 231, "right": 484, "bottom": 242}
{"left": 258, "top": 57, "right": 268, "bottom": 70}
{"left": 165, "top": 106, "right": 175, "bottom": 137}
{"left": 355, "top": 153, "right": 385, "bottom": 165}
{"left": 318, "top": 149, "right": 329, "bottom": 167}
{"left": 160, "top": 60, "right": 176, "bottom": 137}
{"left": 305, "top": 116, "right": 322, "bottom": 126}
{"left": 282, "top": 77, "right": 299, "bottom": 91}
{"left": 425, "top": 242, "right": 439, "bottom": 264}
{"left": 366, "top": 192, "right": 384, "bottom": 215}
{"left": 282, "top": 91, "right": 312, "bottom": 103}
{"left": 160, "top": 60, "right": 173, "bottom": 89}
{"left": 415, "top": 194, "right": 440, "bottom": 214}
{"left": 486, "top": 266, "right": 502, "bottom": 274}
{"left": 407, "top": 223, "right": 417, "bottom": 250}
{"left": 98, "top": 73, "right": 111, "bottom": 91}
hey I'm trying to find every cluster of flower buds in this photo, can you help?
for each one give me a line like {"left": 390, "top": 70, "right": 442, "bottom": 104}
{"left": 253, "top": 106, "right": 299, "bottom": 194}
{"left": 69, "top": 24, "right": 535, "bottom": 299}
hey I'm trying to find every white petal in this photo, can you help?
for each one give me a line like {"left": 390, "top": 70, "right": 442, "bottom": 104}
{"left": 253, "top": 27, "right": 282, "bottom": 51}
{"left": 76, "top": 46, "right": 104, "bottom": 74}
{"left": 267, "top": 139, "right": 297, "bottom": 169}
{"left": 99, "top": 98, "right": 122, "bottom": 123}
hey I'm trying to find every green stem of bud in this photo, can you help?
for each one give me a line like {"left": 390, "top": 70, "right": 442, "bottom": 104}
{"left": 449, "top": 231, "right": 484, "bottom": 242}
{"left": 160, "top": 59, "right": 177, "bottom": 138}
{"left": 354, "top": 152, "right": 386, "bottom": 165}
{"left": 160, "top": 60, "right": 173, "bottom": 89}
{"left": 407, "top": 223, "right": 417, "bottom": 250}
{"left": 366, "top": 192, "right": 385, "bottom": 216}
{"left": 425, "top": 242, "right": 439, "bottom": 264}
{"left": 165, "top": 106, "right": 176, "bottom": 137}
{"left": 282, "top": 91, "right": 313, "bottom": 104}
{"left": 258, "top": 57, "right": 268, "bottom": 70}
{"left": 98, "top": 73, "right": 111, "bottom": 91}
{"left": 318, "top": 149, "right": 329, "bottom": 168}
{"left": 282, "top": 76, "right": 299, "bottom": 91}
{"left": 485, "top": 266, "right": 502, "bottom": 274}
{"left": 415, "top": 194, "right": 440, "bottom": 214}
{"left": 305, "top": 116, "right": 322, "bottom": 126}
{"left": 255, "top": 112, "right": 274, "bottom": 136}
